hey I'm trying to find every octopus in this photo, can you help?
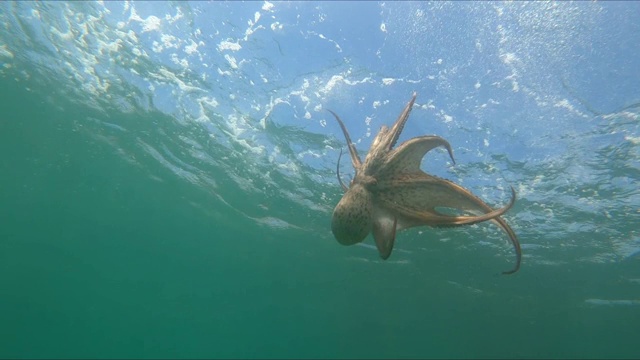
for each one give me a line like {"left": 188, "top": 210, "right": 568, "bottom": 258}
{"left": 328, "top": 92, "right": 521, "bottom": 274}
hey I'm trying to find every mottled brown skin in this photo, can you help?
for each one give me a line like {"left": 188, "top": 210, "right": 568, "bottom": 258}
{"left": 329, "top": 92, "right": 521, "bottom": 274}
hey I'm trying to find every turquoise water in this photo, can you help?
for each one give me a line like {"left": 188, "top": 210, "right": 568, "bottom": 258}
{"left": 1, "top": 1, "right": 639, "bottom": 358}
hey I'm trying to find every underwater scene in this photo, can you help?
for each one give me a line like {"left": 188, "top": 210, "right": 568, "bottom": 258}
{"left": 0, "top": 1, "right": 639, "bottom": 358}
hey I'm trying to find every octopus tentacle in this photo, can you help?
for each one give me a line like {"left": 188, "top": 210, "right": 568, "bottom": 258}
{"left": 328, "top": 109, "right": 362, "bottom": 170}
{"left": 336, "top": 148, "right": 348, "bottom": 192}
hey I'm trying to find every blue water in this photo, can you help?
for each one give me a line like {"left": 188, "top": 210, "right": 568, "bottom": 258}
{"left": 0, "top": 1, "right": 639, "bottom": 358}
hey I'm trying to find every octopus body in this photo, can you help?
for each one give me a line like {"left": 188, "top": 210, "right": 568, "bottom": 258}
{"left": 328, "top": 93, "right": 521, "bottom": 274}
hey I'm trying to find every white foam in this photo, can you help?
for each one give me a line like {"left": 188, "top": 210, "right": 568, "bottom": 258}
{"left": 224, "top": 54, "right": 238, "bottom": 69}
{"left": 138, "top": 139, "right": 200, "bottom": 185}
{"left": 153, "top": 68, "right": 202, "bottom": 93}
{"left": 129, "top": 7, "right": 161, "bottom": 33}
{"left": 382, "top": 78, "right": 395, "bottom": 85}
{"left": 585, "top": 298, "right": 640, "bottom": 307}
{"left": 165, "top": 6, "right": 183, "bottom": 23}
{"left": 0, "top": 44, "right": 13, "bottom": 59}
{"left": 160, "top": 34, "right": 179, "bottom": 49}
{"left": 170, "top": 53, "right": 189, "bottom": 70}
{"left": 218, "top": 40, "right": 242, "bottom": 52}
{"left": 500, "top": 52, "right": 518, "bottom": 65}
{"left": 254, "top": 216, "right": 297, "bottom": 230}
{"left": 262, "top": 1, "right": 275, "bottom": 12}
{"left": 320, "top": 75, "right": 374, "bottom": 95}
{"left": 184, "top": 39, "right": 203, "bottom": 55}
{"left": 626, "top": 135, "right": 640, "bottom": 145}
{"left": 438, "top": 110, "right": 453, "bottom": 123}
{"left": 554, "top": 99, "right": 573, "bottom": 111}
